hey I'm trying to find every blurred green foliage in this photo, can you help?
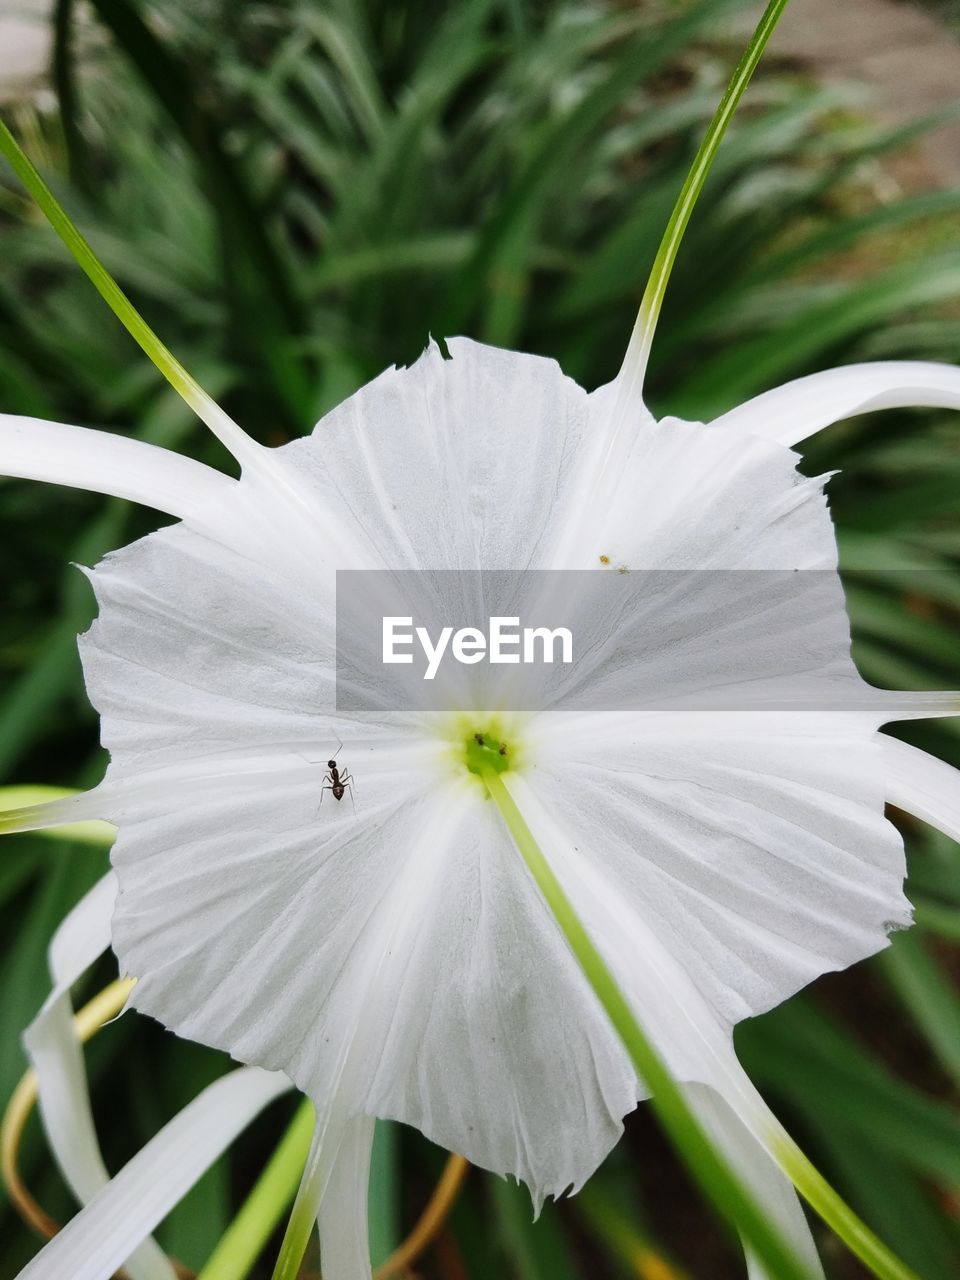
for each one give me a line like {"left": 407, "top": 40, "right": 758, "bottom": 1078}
{"left": 1, "top": 0, "right": 959, "bottom": 1276}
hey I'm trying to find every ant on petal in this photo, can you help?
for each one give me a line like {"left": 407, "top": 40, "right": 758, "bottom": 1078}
{"left": 319, "top": 739, "right": 356, "bottom": 813}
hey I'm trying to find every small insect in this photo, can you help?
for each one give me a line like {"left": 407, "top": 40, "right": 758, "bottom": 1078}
{"left": 320, "top": 741, "right": 355, "bottom": 811}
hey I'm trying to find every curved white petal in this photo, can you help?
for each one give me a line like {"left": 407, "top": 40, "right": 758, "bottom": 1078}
{"left": 684, "top": 1084, "right": 825, "bottom": 1280}
{"left": 16, "top": 1067, "right": 291, "bottom": 1280}
{"left": 882, "top": 736, "right": 960, "bottom": 842}
{"left": 24, "top": 873, "right": 174, "bottom": 1280}
{"left": 0, "top": 415, "right": 237, "bottom": 525}
{"left": 317, "top": 1115, "right": 376, "bottom": 1280}
{"left": 707, "top": 362, "right": 960, "bottom": 448}
{"left": 42, "top": 871, "right": 115, "bottom": 988}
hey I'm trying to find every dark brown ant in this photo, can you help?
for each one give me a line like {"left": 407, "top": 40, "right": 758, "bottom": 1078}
{"left": 320, "top": 741, "right": 355, "bottom": 811}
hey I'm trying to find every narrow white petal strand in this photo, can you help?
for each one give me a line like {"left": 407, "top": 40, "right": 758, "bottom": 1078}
{"left": 24, "top": 874, "right": 174, "bottom": 1280}
{"left": 0, "top": 415, "right": 237, "bottom": 524}
{"left": 684, "top": 1084, "right": 825, "bottom": 1280}
{"left": 318, "top": 1115, "right": 376, "bottom": 1280}
{"left": 707, "top": 362, "right": 960, "bottom": 447}
{"left": 26, "top": 873, "right": 115, "bottom": 1199}
{"left": 529, "top": 713, "right": 908, "bottom": 1025}
{"left": 42, "top": 871, "right": 115, "bottom": 987}
{"left": 872, "top": 691, "right": 960, "bottom": 722}
{"left": 882, "top": 736, "right": 960, "bottom": 842}
{"left": 0, "top": 788, "right": 115, "bottom": 837}
{"left": 16, "top": 1067, "right": 291, "bottom": 1280}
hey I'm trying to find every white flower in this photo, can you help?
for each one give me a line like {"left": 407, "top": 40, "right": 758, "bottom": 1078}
{"left": 4, "top": 340, "right": 960, "bottom": 1280}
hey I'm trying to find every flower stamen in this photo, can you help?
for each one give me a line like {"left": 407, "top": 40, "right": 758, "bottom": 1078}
{"left": 464, "top": 729, "right": 512, "bottom": 778}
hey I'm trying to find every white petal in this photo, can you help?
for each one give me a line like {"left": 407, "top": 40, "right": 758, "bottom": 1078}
{"left": 707, "top": 362, "right": 960, "bottom": 448}
{"left": 529, "top": 713, "right": 908, "bottom": 1026}
{"left": 317, "top": 1115, "right": 376, "bottom": 1280}
{"left": 16, "top": 1067, "right": 291, "bottom": 1280}
{"left": 540, "top": 566, "right": 859, "bottom": 714}
{"left": 501, "top": 769, "right": 829, "bottom": 1266}
{"left": 580, "top": 403, "right": 839, "bottom": 572}
{"left": 684, "top": 1083, "right": 825, "bottom": 1280}
{"left": 79, "top": 523, "right": 342, "bottom": 767}
{"left": 0, "top": 415, "right": 236, "bottom": 525}
{"left": 273, "top": 337, "right": 602, "bottom": 572}
{"left": 502, "top": 772, "right": 741, "bottom": 1092}
{"left": 105, "top": 758, "right": 637, "bottom": 1204}
{"left": 351, "top": 779, "right": 640, "bottom": 1205}
{"left": 24, "top": 873, "right": 174, "bottom": 1280}
{"left": 42, "top": 871, "right": 115, "bottom": 989}
{"left": 882, "top": 736, "right": 960, "bottom": 842}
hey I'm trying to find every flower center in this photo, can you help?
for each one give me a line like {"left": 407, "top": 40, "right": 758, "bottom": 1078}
{"left": 464, "top": 729, "right": 512, "bottom": 777}
{"left": 439, "top": 712, "right": 529, "bottom": 783}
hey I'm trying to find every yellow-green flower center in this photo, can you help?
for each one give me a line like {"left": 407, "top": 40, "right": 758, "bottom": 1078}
{"left": 464, "top": 729, "right": 512, "bottom": 777}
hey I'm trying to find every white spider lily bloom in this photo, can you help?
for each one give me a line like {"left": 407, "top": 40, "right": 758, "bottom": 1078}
{"left": 5, "top": 339, "right": 960, "bottom": 1280}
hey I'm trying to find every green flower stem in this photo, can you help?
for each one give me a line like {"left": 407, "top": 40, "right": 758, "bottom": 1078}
{"left": 482, "top": 769, "right": 920, "bottom": 1280}
{"left": 621, "top": 0, "right": 791, "bottom": 393}
{"left": 481, "top": 768, "right": 811, "bottom": 1280}
{"left": 197, "top": 1098, "right": 315, "bottom": 1280}
{"left": 270, "top": 1147, "right": 324, "bottom": 1280}
{"left": 0, "top": 120, "right": 249, "bottom": 456}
